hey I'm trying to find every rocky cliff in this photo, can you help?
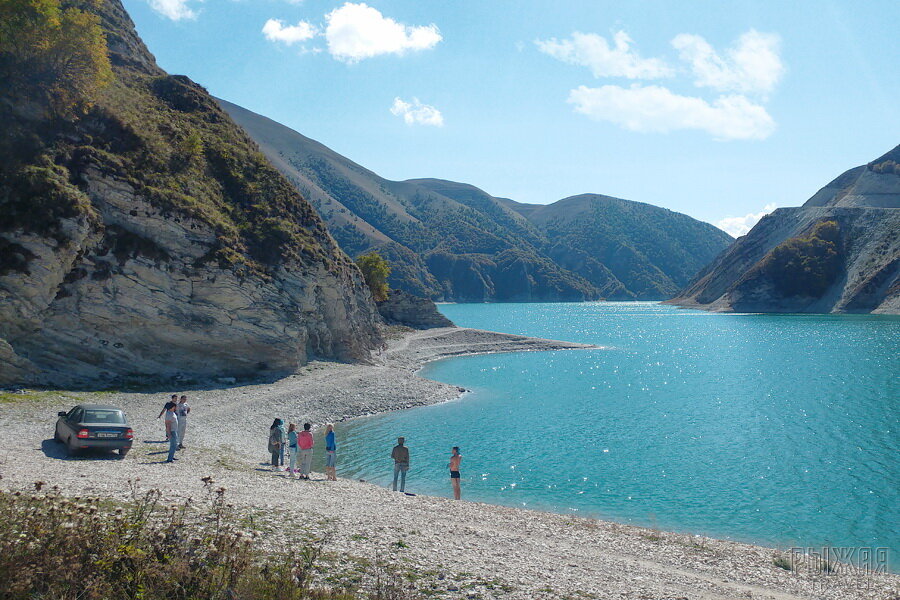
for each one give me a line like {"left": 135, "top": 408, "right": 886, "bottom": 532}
{"left": 377, "top": 290, "right": 454, "bottom": 330}
{"left": 0, "top": 0, "right": 381, "bottom": 386}
{"left": 219, "top": 100, "right": 733, "bottom": 301}
{"left": 669, "top": 145, "right": 900, "bottom": 314}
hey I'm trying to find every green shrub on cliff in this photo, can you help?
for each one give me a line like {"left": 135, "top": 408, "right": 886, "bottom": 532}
{"left": 356, "top": 251, "right": 391, "bottom": 301}
{"left": 0, "top": 0, "right": 341, "bottom": 276}
{"left": 758, "top": 220, "right": 842, "bottom": 298}
{"left": 0, "top": 0, "right": 112, "bottom": 118}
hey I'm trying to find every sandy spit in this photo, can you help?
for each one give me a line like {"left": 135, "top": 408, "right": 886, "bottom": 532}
{"left": 0, "top": 326, "right": 896, "bottom": 600}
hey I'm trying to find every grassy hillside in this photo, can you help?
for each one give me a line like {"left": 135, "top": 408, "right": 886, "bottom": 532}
{"left": 219, "top": 99, "right": 734, "bottom": 302}
{"left": 501, "top": 194, "right": 736, "bottom": 298}
{"left": 0, "top": 0, "right": 344, "bottom": 279}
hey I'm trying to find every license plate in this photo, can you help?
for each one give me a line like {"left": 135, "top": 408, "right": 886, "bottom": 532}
{"left": 96, "top": 432, "right": 119, "bottom": 438}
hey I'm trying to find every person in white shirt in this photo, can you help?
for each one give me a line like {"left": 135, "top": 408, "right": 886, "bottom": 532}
{"left": 164, "top": 403, "right": 179, "bottom": 462}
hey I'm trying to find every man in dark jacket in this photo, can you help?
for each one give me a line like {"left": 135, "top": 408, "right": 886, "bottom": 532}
{"left": 391, "top": 437, "right": 410, "bottom": 492}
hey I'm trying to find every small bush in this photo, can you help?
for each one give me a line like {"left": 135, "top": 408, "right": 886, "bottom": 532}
{"left": 773, "top": 555, "right": 793, "bottom": 571}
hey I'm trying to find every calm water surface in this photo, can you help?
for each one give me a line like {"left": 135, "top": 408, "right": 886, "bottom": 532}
{"left": 335, "top": 302, "right": 899, "bottom": 560}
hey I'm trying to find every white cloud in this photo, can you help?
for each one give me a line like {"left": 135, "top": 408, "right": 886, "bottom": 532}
{"left": 716, "top": 203, "right": 777, "bottom": 237}
{"left": 672, "top": 30, "right": 784, "bottom": 95}
{"left": 262, "top": 19, "right": 318, "bottom": 45}
{"left": 147, "top": 0, "right": 196, "bottom": 20}
{"left": 567, "top": 84, "right": 775, "bottom": 140}
{"left": 390, "top": 97, "right": 443, "bottom": 126}
{"left": 325, "top": 3, "right": 441, "bottom": 64}
{"left": 536, "top": 31, "right": 673, "bottom": 79}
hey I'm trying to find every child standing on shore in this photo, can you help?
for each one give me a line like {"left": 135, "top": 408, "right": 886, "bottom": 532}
{"left": 449, "top": 446, "right": 462, "bottom": 500}
{"left": 324, "top": 423, "right": 337, "bottom": 481}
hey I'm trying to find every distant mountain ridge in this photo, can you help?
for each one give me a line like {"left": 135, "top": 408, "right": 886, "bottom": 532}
{"left": 670, "top": 144, "right": 900, "bottom": 314}
{"left": 219, "top": 99, "right": 733, "bottom": 302}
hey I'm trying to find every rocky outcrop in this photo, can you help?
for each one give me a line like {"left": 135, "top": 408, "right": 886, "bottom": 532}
{"left": 0, "top": 0, "right": 381, "bottom": 386}
{"left": 377, "top": 290, "right": 454, "bottom": 330}
{"left": 669, "top": 145, "right": 900, "bottom": 314}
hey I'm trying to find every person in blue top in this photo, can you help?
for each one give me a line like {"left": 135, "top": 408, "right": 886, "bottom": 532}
{"left": 324, "top": 423, "right": 337, "bottom": 481}
{"left": 287, "top": 423, "right": 299, "bottom": 476}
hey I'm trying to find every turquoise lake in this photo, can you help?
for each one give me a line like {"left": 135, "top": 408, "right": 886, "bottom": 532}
{"left": 337, "top": 302, "right": 899, "bottom": 562}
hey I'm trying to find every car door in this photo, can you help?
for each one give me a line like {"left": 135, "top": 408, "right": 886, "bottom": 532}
{"left": 62, "top": 408, "right": 82, "bottom": 441}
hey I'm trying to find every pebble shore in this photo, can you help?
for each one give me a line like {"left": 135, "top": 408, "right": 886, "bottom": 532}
{"left": 0, "top": 326, "right": 896, "bottom": 599}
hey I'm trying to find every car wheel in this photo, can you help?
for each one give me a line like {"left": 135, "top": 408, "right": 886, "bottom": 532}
{"left": 54, "top": 427, "right": 61, "bottom": 443}
{"left": 66, "top": 439, "right": 76, "bottom": 457}
{"left": 118, "top": 448, "right": 129, "bottom": 457}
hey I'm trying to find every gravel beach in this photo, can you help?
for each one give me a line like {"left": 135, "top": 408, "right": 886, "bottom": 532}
{"left": 0, "top": 326, "right": 896, "bottom": 600}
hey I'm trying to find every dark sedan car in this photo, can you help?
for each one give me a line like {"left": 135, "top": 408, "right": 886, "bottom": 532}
{"left": 55, "top": 404, "right": 134, "bottom": 457}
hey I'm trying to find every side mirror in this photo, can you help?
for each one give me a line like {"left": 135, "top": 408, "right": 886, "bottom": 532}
{"left": 58, "top": 411, "right": 67, "bottom": 417}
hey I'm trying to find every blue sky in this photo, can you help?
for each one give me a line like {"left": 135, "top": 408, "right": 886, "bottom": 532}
{"left": 122, "top": 0, "right": 899, "bottom": 234}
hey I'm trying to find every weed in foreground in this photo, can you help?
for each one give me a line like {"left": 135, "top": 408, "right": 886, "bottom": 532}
{"left": 0, "top": 481, "right": 418, "bottom": 600}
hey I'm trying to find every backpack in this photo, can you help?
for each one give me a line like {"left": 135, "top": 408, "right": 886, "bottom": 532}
{"left": 298, "top": 430, "right": 314, "bottom": 450}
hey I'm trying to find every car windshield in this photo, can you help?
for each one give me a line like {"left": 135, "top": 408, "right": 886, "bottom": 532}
{"left": 82, "top": 410, "right": 125, "bottom": 424}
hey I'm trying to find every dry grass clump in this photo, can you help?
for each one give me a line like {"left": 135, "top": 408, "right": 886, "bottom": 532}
{"left": 0, "top": 481, "right": 415, "bottom": 600}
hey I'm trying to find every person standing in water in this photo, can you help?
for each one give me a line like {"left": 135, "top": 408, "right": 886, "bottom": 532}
{"left": 391, "top": 437, "right": 409, "bottom": 492}
{"left": 176, "top": 395, "right": 190, "bottom": 449}
{"left": 449, "top": 446, "right": 462, "bottom": 500}
{"left": 324, "top": 423, "right": 337, "bottom": 481}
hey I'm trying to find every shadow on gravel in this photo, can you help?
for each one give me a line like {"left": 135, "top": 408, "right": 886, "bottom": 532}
{"left": 142, "top": 440, "right": 168, "bottom": 444}
{"left": 40, "top": 439, "right": 123, "bottom": 461}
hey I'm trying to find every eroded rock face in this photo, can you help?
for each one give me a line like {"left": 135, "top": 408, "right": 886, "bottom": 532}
{"left": 0, "top": 0, "right": 380, "bottom": 386}
{"left": 1, "top": 168, "right": 380, "bottom": 386}
{"left": 669, "top": 145, "right": 900, "bottom": 314}
{"left": 377, "top": 290, "right": 454, "bottom": 330}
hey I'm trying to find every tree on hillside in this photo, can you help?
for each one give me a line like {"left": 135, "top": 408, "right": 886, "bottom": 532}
{"left": 356, "top": 251, "right": 391, "bottom": 302}
{"left": 758, "top": 220, "right": 842, "bottom": 298}
{"left": 0, "top": 0, "right": 112, "bottom": 119}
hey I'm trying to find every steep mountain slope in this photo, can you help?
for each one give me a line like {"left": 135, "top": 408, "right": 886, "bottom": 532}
{"left": 499, "top": 194, "right": 734, "bottom": 298}
{"left": 670, "top": 145, "right": 900, "bottom": 314}
{"left": 219, "top": 100, "right": 598, "bottom": 302}
{"left": 220, "top": 100, "right": 733, "bottom": 301}
{"left": 0, "top": 0, "right": 380, "bottom": 386}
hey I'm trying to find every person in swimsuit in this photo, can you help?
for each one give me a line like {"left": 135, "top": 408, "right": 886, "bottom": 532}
{"left": 449, "top": 446, "right": 462, "bottom": 500}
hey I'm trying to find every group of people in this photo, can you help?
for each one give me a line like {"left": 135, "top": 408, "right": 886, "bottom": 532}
{"left": 267, "top": 419, "right": 337, "bottom": 480}
{"left": 157, "top": 394, "right": 190, "bottom": 463}
{"left": 267, "top": 425, "right": 464, "bottom": 500}
{"left": 153, "top": 395, "right": 463, "bottom": 499}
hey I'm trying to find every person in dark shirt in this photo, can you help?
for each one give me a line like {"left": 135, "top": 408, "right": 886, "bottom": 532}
{"left": 157, "top": 394, "right": 178, "bottom": 440}
{"left": 391, "top": 437, "right": 410, "bottom": 492}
